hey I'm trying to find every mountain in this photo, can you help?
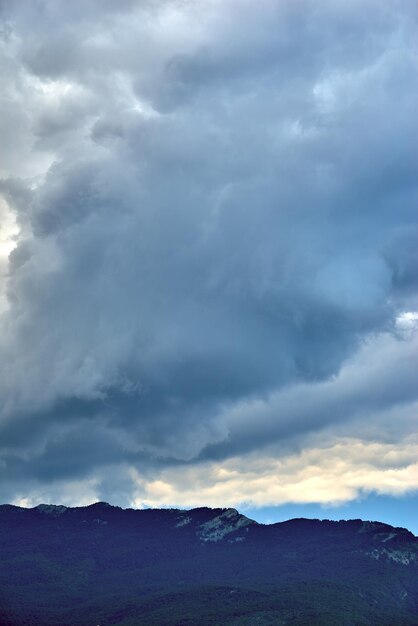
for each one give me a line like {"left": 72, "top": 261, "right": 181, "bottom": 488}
{"left": 0, "top": 502, "right": 417, "bottom": 625}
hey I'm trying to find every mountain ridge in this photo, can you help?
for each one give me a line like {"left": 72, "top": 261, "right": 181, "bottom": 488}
{"left": 2, "top": 500, "right": 416, "bottom": 537}
{"left": 1, "top": 502, "right": 417, "bottom": 625}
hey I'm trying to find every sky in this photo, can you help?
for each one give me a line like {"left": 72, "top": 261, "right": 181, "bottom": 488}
{"left": 0, "top": 0, "right": 417, "bottom": 532}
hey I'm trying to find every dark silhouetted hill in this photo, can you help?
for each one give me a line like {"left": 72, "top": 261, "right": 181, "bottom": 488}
{"left": 1, "top": 502, "right": 417, "bottom": 625}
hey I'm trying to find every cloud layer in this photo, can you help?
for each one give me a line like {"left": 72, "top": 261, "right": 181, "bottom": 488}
{"left": 0, "top": 0, "right": 417, "bottom": 507}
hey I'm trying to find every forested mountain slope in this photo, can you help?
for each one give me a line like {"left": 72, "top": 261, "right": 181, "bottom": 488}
{"left": 0, "top": 502, "right": 417, "bottom": 625}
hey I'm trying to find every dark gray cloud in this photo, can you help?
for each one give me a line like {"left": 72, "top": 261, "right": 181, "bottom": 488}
{"left": 0, "top": 0, "right": 417, "bottom": 504}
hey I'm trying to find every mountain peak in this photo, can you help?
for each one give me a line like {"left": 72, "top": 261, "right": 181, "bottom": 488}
{"left": 89, "top": 501, "right": 114, "bottom": 509}
{"left": 35, "top": 504, "right": 67, "bottom": 516}
{"left": 197, "top": 507, "right": 255, "bottom": 542}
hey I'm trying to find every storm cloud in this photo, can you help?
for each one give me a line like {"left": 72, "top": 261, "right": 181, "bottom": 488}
{"left": 0, "top": 0, "right": 417, "bottom": 508}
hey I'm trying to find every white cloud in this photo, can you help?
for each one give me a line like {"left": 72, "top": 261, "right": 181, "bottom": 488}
{"left": 130, "top": 436, "right": 418, "bottom": 509}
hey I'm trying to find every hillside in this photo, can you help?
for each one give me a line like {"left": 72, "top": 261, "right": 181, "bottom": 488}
{"left": 0, "top": 503, "right": 417, "bottom": 625}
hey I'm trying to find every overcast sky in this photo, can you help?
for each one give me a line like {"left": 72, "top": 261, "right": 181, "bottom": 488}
{"left": 0, "top": 0, "right": 417, "bottom": 530}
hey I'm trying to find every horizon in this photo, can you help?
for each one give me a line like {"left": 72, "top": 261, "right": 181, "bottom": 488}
{"left": 3, "top": 498, "right": 418, "bottom": 537}
{"left": 0, "top": 0, "right": 417, "bottom": 535}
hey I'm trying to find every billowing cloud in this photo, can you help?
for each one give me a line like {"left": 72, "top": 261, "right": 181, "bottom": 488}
{"left": 11, "top": 434, "right": 418, "bottom": 511}
{"left": 130, "top": 436, "right": 418, "bottom": 509}
{"left": 0, "top": 0, "right": 417, "bottom": 508}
